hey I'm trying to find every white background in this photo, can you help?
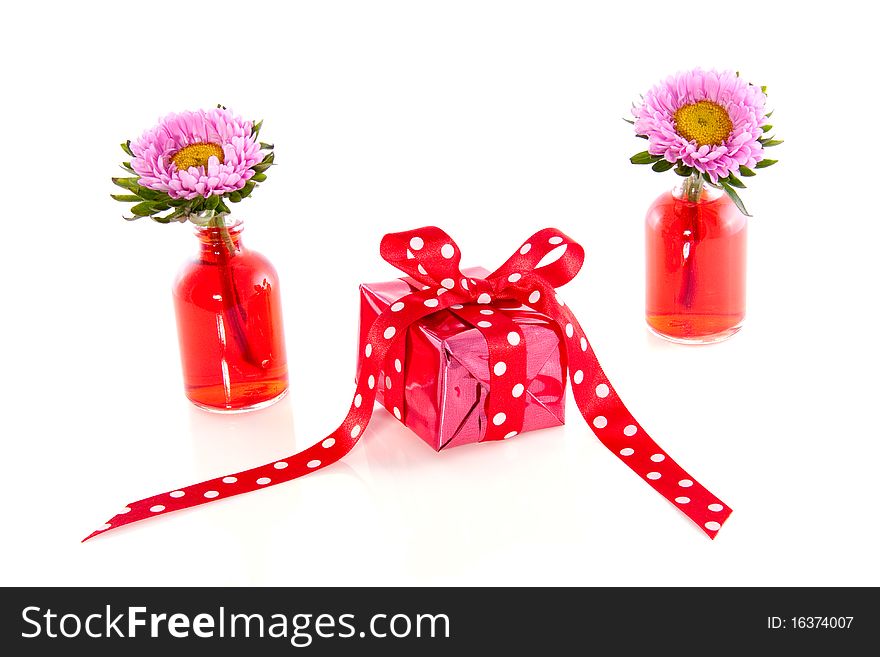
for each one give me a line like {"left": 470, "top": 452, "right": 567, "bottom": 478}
{"left": 1, "top": 0, "right": 878, "bottom": 586}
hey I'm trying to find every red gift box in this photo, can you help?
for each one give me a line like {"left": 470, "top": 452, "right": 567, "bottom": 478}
{"left": 358, "top": 267, "right": 566, "bottom": 450}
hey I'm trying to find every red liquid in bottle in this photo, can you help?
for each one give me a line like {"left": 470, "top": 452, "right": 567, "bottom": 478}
{"left": 173, "top": 220, "right": 288, "bottom": 411}
{"left": 645, "top": 186, "right": 747, "bottom": 343}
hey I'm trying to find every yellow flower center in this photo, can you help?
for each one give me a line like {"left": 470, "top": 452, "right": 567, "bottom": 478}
{"left": 673, "top": 101, "right": 733, "bottom": 147}
{"left": 170, "top": 143, "right": 224, "bottom": 171}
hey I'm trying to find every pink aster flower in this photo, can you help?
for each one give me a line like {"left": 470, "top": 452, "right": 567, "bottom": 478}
{"left": 632, "top": 69, "right": 768, "bottom": 183}
{"left": 130, "top": 108, "right": 263, "bottom": 200}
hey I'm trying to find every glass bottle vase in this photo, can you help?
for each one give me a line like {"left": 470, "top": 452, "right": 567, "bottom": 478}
{"left": 645, "top": 174, "right": 747, "bottom": 343}
{"left": 173, "top": 216, "right": 289, "bottom": 411}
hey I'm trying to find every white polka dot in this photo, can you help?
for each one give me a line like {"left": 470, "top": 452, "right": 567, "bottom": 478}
{"left": 512, "top": 383, "right": 525, "bottom": 398}
{"left": 478, "top": 320, "right": 492, "bottom": 328}
{"left": 99, "top": 523, "right": 111, "bottom": 531}
{"left": 222, "top": 476, "right": 237, "bottom": 484}
{"left": 364, "top": 343, "right": 372, "bottom": 358}
{"left": 555, "top": 293, "right": 565, "bottom": 306}
{"left": 580, "top": 337, "right": 587, "bottom": 351}
{"left": 385, "top": 376, "right": 392, "bottom": 389}
{"left": 705, "top": 521, "right": 721, "bottom": 531}
{"left": 504, "top": 431, "right": 518, "bottom": 439}
{"left": 520, "top": 243, "right": 531, "bottom": 255}
{"left": 646, "top": 472, "right": 661, "bottom": 480}
{"left": 307, "top": 460, "right": 321, "bottom": 469}
{"left": 383, "top": 326, "right": 396, "bottom": 339}
{"left": 479, "top": 309, "right": 494, "bottom": 315}
{"left": 169, "top": 490, "right": 185, "bottom": 498}
{"left": 394, "top": 358, "right": 402, "bottom": 373}
{"left": 120, "top": 507, "right": 131, "bottom": 514}
{"left": 549, "top": 236, "right": 564, "bottom": 245}
{"left": 708, "top": 503, "right": 724, "bottom": 512}
{"left": 441, "top": 243, "right": 455, "bottom": 258}
{"left": 452, "top": 304, "right": 464, "bottom": 309}
{"left": 256, "top": 477, "right": 271, "bottom": 485}
{"left": 391, "top": 301, "right": 405, "bottom": 312}
{"left": 354, "top": 393, "right": 362, "bottom": 408}
{"left": 204, "top": 490, "right": 219, "bottom": 498}
{"left": 528, "top": 290, "right": 541, "bottom": 304}
{"left": 423, "top": 298, "right": 439, "bottom": 308}
{"left": 675, "top": 496, "right": 691, "bottom": 504}
{"left": 477, "top": 293, "right": 492, "bottom": 304}
{"left": 410, "top": 236, "right": 424, "bottom": 250}
{"left": 493, "top": 412, "right": 507, "bottom": 426}
{"left": 441, "top": 278, "right": 455, "bottom": 289}
{"left": 274, "top": 461, "right": 288, "bottom": 469}
{"left": 619, "top": 447, "right": 634, "bottom": 456}
{"left": 322, "top": 438, "right": 336, "bottom": 449}
{"left": 595, "top": 383, "right": 609, "bottom": 397}
{"left": 650, "top": 453, "right": 665, "bottom": 462}
{"left": 507, "top": 332, "right": 521, "bottom": 346}
{"left": 150, "top": 505, "right": 165, "bottom": 513}
{"left": 573, "top": 370, "right": 584, "bottom": 384}
{"left": 623, "top": 425, "right": 637, "bottom": 437}
{"left": 493, "top": 362, "right": 507, "bottom": 376}
{"left": 436, "top": 288, "right": 448, "bottom": 295}
{"left": 417, "top": 264, "right": 427, "bottom": 275}
{"left": 678, "top": 479, "right": 693, "bottom": 488}
{"left": 508, "top": 273, "right": 522, "bottom": 283}
{"left": 351, "top": 424, "right": 361, "bottom": 438}
{"left": 368, "top": 375, "right": 375, "bottom": 389}
{"left": 393, "top": 407, "right": 402, "bottom": 420}
{"left": 593, "top": 416, "right": 607, "bottom": 428}
{"left": 565, "top": 323, "right": 574, "bottom": 338}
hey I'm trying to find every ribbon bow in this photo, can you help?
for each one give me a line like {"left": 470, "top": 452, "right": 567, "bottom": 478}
{"left": 86, "top": 227, "right": 731, "bottom": 541}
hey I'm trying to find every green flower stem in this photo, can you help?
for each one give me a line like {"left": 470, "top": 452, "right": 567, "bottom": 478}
{"left": 682, "top": 171, "right": 704, "bottom": 203}
{"left": 206, "top": 211, "right": 262, "bottom": 368}
{"left": 678, "top": 172, "right": 704, "bottom": 309}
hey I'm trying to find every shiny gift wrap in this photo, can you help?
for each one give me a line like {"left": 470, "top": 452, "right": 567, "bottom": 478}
{"left": 359, "top": 267, "right": 566, "bottom": 450}
{"left": 87, "top": 227, "right": 732, "bottom": 541}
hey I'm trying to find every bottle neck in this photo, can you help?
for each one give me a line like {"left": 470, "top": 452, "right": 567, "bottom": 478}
{"left": 672, "top": 172, "right": 722, "bottom": 204}
{"left": 195, "top": 216, "right": 244, "bottom": 262}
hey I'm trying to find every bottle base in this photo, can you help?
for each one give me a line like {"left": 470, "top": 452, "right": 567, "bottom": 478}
{"left": 188, "top": 384, "right": 289, "bottom": 414}
{"left": 646, "top": 314, "right": 743, "bottom": 345}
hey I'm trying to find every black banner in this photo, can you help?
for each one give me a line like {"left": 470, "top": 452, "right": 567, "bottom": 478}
{"left": 1, "top": 587, "right": 873, "bottom": 654}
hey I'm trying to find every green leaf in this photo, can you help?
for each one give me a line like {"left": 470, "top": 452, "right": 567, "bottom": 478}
{"left": 252, "top": 172, "right": 268, "bottom": 182}
{"left": 724, "top": 173, "right": 746, "bottom": 189}
{"left": 121, "top": 141, "right": 133, "bottom": 156}
{"left": 228, "top": 191, "right": 242, "bottom": 203}
{"left": 112, "top": 177, "right": 139, "bottom": 190}
{"left": 701, "top": 173, "right": 723, "bottom": 189}
{"left": 652, "top": 159, "right": 675, "bottom": 172}
{"left": 120, "top": 161, "right": 135, "bottom": 174}
{"left": 761, "top": 124, "right": 773, "bottom": 133}
{"left": 111, "top": 193, "right": 141, "bottom": 202}
{"left": 762, "top": 139, "right": 784, "bottom": 147}
{"left": 239, "top": 181, "right": 255, "bottom": 198}
{"left": 738, "top": 166, "right": 756, "bottom": 177}
{"left": 761, "top": 85, "right": 767, "bottom": 93}
{"left": 630, "top": 151, "right": 662, "bottom": 165}
{"left": 216, "top": 200, "right": 231, "bottom": 215}
{"left": 130, "top": 202, "right": 156, "bottom": 217}
{"left": 205, "top": 194, "right": 220, "bottom": 211}
{"left": 674, "top": 164, "right": 693, "bottom": 177}
{"left": 622, "top": 117, "right": 635, "bottom": 125}
{"left": 133, "top": 186, "right": 164, "bottom": 201}
{"left": 252, "top": 119, "right": 263, "bottom": 137}
{"left": 635, "top": 134, "right": 648, "bottom": 139}
{"left": 719, "top": 180, "right": 752, "bottom": 217}
{"left": 755, "top": 158, "right": 778, "bottom": 169}
{"left": 259, "top": 142, "right": 274, "bottom": 150}
{"left": 765, "top": 110, "right": 774, "bottom": 119}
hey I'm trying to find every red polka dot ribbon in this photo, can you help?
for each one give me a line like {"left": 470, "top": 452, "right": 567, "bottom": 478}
{"left": 85, "top": 227, "right": 731, "bottom": 542}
